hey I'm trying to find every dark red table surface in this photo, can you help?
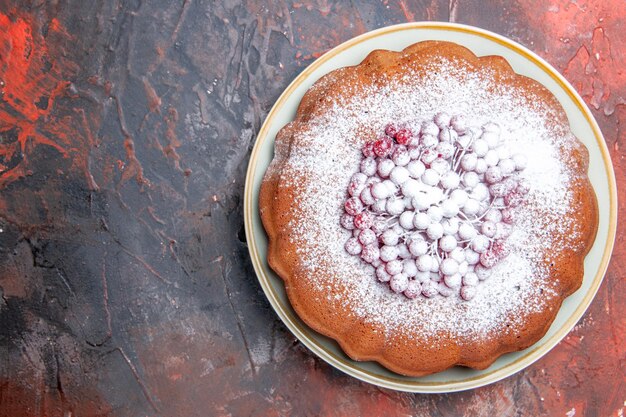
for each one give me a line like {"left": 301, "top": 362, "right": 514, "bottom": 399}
{"left": 0, "top": 1, "right": 624, "bottom": 416}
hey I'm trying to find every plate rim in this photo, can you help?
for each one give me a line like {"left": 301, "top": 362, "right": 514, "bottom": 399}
{"left": 244, "top": 21, "right": 618, "bottom": 393}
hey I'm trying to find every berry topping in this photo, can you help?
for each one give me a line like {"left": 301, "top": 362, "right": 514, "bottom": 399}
{"left": 371, "top": 182, "right": 390, "bottom": 200}
{"left": 386, "top": 259, "right": 403, "bottom": 275}
{"left": 463, "top": 272, "right": 479, "bottom": 287}
{"left": 436, "top": 142, "right": 455, "bottom": 159}
{"left": 340, "top": 214, "right": 355, "bottom": 230}
{"left": 353, "top": 211, "right": 373, "bottom": 229}
{"left": 422, "top": 121, "right": 440, "bottom": 137}
{"left": 460, "top": 285, "right": 477, "bottom": 301}
{"left": 403, "top": 259, "right": 418, "bottom": 277}
{"left": 362, "top": 142, "right": 375, "bottom": 157}
{"left": 398, "top": 211, "right": 415, "bottom": 229}
{"left": 376, "top": 265, "right": 391, "bottom": 282}
{"left": 434, "top": 112, "right": 451, "bottom": 128}
{"left": 440, "top": 258, "right": 459, "bottom": 276}
{"left": 504, "top": 191, "right": 524, "bottom": 208}
{"left": 386, "top": 198, "right": 405, "bottom": 216}
{"left": 341, "top": 116, "right": 527, "bottom": 300}
{"left": 360, "top": 244, "right": 380, "bottom": 264}
{"left": 450, "top": 114, "right": 468, "bottom": 133}
{"left": 358, "top": 228, "right": 377, "bottom": 245}
{"left": 395, "top": 128, "right": 412, "bottom": 145}
{"left": 390, "top": 273, "right": 409, "bottom": 293}
{"left": 359, "top": 186, "right": 376, "bottom": 205}
{"left": 345, "top": 237, "right": 362, "bottom": 255}
{"left": 421, "top": 281, "right": 439, "bottom": 298}
{"left": 391, "top": 146, "right": 411, "bottom": 166}
{"left": 475, "top": 158, "right": 488, "bottom": 173}
{"left": 397, "top": 243, "right": 411, "bottom": 259}
{"left": 377, "top": 159, "right": 395, "bottom": 178}
{"left": 421, "top": 134, "right": 438, "bottom": 149}
{"left": 360, "top": 157, "right": 377, "bottom": 176}
{"left": 444, "top": 272, "right": 462, "bottom": 288}
{"left": 409, "top": 239, "right": 428, "bottom": 256}
{"left": 390, "top": 166, "right": 410, "bottom": 185}
{"left": 471, "top": 138, "right": 489, "bottom": 157}
{"left": 373, "top": 136, "right": 394, "bottom": 157}
{"left": 344, "top": 197, "right": 363, "bottom": 215}
{"left": 481, "top": 221, "right": 497, "bottom": 238}
{"left": 404, "top": 280, "right": 422, "bottom": 299}
{"left": 479, "top": 250, "right": 499, "bottom": 268}
{"left": 385, "top": 124, "right": 398, "bottom": 138}
{"left": 439, "top": 235, "right": 458, "bottom": 252}
{"left": 380, "top": 245, "right": 399, "bottom": 263}
{"left": 440, "top": 171, "right": 460, "bottom": 190}
{"left": 485, "top": 167, "right": 503, "bottom": 184}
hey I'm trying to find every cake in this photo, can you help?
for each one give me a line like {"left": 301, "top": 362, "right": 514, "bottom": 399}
{"left": 259, "top": 41, "right": 598, "bottom": 376}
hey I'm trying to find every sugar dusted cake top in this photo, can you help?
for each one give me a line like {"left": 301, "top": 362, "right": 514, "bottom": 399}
{"left": 259, "top": 41, "right": 598, "bottom": 376}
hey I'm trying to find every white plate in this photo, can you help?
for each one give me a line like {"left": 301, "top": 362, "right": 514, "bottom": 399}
{"left": 244, "top": 22, "right": 617, "bottom": 392}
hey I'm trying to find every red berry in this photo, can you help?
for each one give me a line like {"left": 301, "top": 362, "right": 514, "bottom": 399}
{"left": 503, "top": 177, "right": 518, "bottom": 193}
{"left": 391, "top": 145, "right": 410, "bottom": 166}
{"left": 395, "top": 128, "right": 412, "bottom": 145}
{"left": 361, "top": 244, "right": 380, "bottom": 264}
{"left": 495, "top": 223, "right": 512, "bottom": 239}
{"left": 371, "top": 218, "right": 387, "bottom": 233}
{"left": 404, "top": 280, "right": 422, "bottom": 299}
{"left": 358, "top": 228, "right": 376, "bottom": 245}
{"left": 359, "top": 186, "right": 376, "bottom": 205}
{"left": 344, "top": 238, "right": 362, "bottom": 255}
{"left": 480, "top": 250, "right": 499, "bottom": 268}
{"left": 516, "top": 179, "right": 530, "bottom": 195}
{"left": 421, "top": 281, "right": 438, "bottom": 298}
{"left": 365, "top": 176, "right": 381, "bottom": 187}
{"left": 490, "top": 240, "right": 509, "bottom": 259}
{"left": 489, "top": 182, "right": 507, "bottom": 197}
{"left": 360, "top": 157, "right": 377, "bottom": 176}
{"left": 373, "top": 136, "right": 394, "bottom": 157}
{"left": 408, "top": 145, "right": 421, "bottom": 159}
{"left": 460, "top": 286, "right": 477, "bottom": 301}
{"left": 340, "top": 214, "right": 355, "bottom": 230}
{"left": 348, "top": 176, "right": 366, "bottom": 197}
{"left": 504, "top": 191, "right": 524, "bottom": 208}
{"left": 362, "top": 142, "right": 375, "bottom": 157}
{"left": 353, "top": 211, "right": 373, "bottom": 230}
{"left": 501, "top": 208, "right": 515, "bottom": 224}
{"left": 420, "top": 148, "right": 437, "bottom": 165}
{"left": 344, "top": 197, "right": 363, "bottom": 216}
{"left": 385, "top": 124, "right": 398, "bottom": 138}
{"left": 376, "top": 265, "right": 391, "bottom": 282}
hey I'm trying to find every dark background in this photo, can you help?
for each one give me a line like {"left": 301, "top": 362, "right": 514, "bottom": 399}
{"left": 0, "top": 1, "right": 624, "bottom": 416}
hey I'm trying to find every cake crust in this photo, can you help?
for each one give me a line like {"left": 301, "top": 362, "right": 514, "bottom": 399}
{"left": 259, "top": 41, "right": 598, "bottom": 376}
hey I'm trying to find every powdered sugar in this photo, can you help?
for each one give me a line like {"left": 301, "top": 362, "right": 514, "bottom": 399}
{"left": 276, "top": 58, "right": 582, "bottom": 340}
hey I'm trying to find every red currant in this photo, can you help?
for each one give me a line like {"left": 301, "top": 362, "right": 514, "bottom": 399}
{"left": 362, "top": 141, "right": 375, "bottom": 157}
{"left": 344, "top": 197, "right": 363, "bottom": 216}
{"left": 353, "top": 211, "right": 373, "bottom": 230}
{"left": 479, "top": 250, "right": 498, "bottom": 268}
{"left": 385, "top": 124, "right": 397, "bottom": 138}
{"left": 395, "top": 128, "right": 412, "bottom": 145}
{"left": 504, "top": 191, "right": 524, "bottom": 208}
{"left": 373, "top": 136, "right": 394, "bottom": 157}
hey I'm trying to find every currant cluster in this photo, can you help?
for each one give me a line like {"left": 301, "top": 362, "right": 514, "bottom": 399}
{"left": 341, "top": 113, "right": 528, "bottom": 300}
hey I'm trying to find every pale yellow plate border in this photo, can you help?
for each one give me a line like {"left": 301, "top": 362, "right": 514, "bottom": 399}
{"left": 244, "top": 22, "right": 617, "bottom": 392}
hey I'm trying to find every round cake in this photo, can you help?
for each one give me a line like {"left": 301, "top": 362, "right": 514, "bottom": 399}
{"left": 259, "top": 41, "right": 598, "bottom": 376}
